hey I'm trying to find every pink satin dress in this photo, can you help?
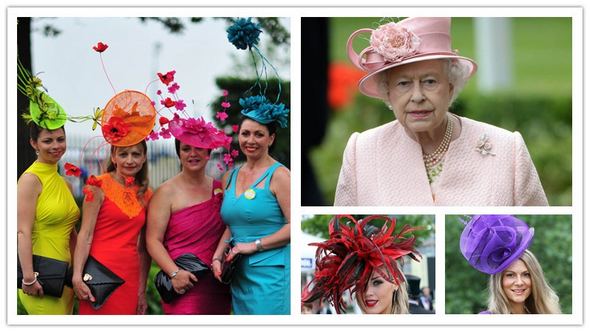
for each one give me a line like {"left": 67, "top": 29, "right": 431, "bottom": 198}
{"left": 161, "top": 180, "right": 231, "bottom": 314}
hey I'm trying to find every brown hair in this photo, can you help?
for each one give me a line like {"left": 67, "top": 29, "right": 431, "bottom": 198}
{"left": 106, "top": 140, "right": 149, "bottom": 201}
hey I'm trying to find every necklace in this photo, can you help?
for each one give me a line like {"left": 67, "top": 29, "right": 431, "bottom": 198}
{"left": 422, "top": 115, "right": 453, "bottom": 169}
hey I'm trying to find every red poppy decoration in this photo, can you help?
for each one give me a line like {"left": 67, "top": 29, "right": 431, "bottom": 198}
{"left": 159, "top": 117, "right": 170, "bottom": 126}
{"left": 157, "top": 70, "right": 176, "bottom": 86}
{"left": 161, "top": 97, "right": 176, "bottom": 108}
{"left": 64, "top": 163, "right": 81, "bottom": 177}
{"left": 92, "top": 42, "right": 109, "bottom": 53}
{"left": 102, "top": 116, "right": 130, "bottom": 143}
{"left": 125, "top": 177, "right": 135, "bottom": 187}
{"left": 83, "top": 187, "right": 95, "bottom": 202}
{"left": 86, "top": 175, "right": 103, "bottom": 188}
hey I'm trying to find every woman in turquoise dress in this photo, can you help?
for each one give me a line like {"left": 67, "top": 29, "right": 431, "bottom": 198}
{"left": 213, "top": 102, "right": 291, "bottom": 315}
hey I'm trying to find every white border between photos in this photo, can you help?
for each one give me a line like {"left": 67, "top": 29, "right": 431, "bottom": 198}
{"left": 5, "top": 4, "right": 583, "bottom": 327}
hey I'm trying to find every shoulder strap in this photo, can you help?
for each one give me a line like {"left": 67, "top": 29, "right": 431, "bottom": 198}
{"left": 225, "top": 167, "right": 240, "bottom": 190}
{"left": 253, "top": 162, "right": 282, "bottom": 188}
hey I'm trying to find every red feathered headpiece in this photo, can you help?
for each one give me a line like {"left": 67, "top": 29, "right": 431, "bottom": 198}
{"left": 301, "top": 215, "right": 421, "bottom": 313}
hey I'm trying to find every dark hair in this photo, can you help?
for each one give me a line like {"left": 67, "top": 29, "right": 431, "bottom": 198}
{"left": 106, "top": 140, "right": 149, "bottom": 200}
{"left": 174, "top": 138, "right": 181, "bottom": 158}
{"left": 29, "top": 123, "right": 66, "bottom": 141}
{"left": 238, "top": 116, "right": 278, "bottom": 153}
{"left": 238, "top": 116, "right": 278, "bottom": 137}
{"left": 174, "top": 138, "right": 212, "bottom": 171}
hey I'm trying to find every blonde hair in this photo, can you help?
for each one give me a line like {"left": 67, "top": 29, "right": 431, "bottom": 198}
{"left": 356, "top": 271, "right": 410, "bottom": 314}
{"left": 487, "top": 250, "right": 561, "bottom": 314}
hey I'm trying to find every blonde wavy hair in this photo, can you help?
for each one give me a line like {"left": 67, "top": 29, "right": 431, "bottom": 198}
{"left": 355, "top": 266, "right": 410, "bottom": 314}
{"left": 487, "top": 250, "right": 561, "bottom": 314}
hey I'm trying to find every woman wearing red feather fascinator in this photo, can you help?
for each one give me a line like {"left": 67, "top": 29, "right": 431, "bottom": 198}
{"left": 302, "top": 215, "right": 421, "bottom": 314}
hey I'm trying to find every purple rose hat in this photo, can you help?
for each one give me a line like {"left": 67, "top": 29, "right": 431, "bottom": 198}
{"left": 460, "top": 215, "right": 534, "bottom": 275}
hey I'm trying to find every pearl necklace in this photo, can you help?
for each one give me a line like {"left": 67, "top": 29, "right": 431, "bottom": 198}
{"left": 422, "top": 115, "right": 453, "bottom": 168}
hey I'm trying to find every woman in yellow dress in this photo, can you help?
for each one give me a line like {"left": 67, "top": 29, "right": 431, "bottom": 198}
{"left": 17, "top": 67, "right": 80, "bottom": 314}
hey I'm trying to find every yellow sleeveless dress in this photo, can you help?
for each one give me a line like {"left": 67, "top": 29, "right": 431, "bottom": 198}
{"left": 18, "top": 161, "right": 80, "bottom": 314}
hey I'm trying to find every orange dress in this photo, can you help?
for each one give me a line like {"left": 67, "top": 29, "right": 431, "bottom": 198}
{"left": 78, "top": 173, "right": 152, "bottom": 315}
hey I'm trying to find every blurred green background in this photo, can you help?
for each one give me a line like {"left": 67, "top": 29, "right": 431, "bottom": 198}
{"left": 309, "top": 17, "right": 572, "bottom": 205}
{"left": 445, "top": 215, "right": 572, "bottom": 314}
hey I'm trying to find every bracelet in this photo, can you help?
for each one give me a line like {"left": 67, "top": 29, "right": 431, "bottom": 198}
{"left": 169, "top": 269, "right": 180, "bottom": 279}
{"left": 22, "top": 272, "right": 39, "bottom": 286}
{"left": 255, "top": 238, "right": 265, "bottom": 252}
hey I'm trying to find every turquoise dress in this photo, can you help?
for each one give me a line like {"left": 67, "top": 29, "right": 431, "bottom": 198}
{"left": 220, "top": 162, "right": 290, "bottom": 315}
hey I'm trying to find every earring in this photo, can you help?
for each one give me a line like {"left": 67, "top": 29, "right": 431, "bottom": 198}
{"left": 35, "top": 150, "right": 39, "bottom": 155}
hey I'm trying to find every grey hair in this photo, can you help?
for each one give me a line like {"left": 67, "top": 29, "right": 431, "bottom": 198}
{"left": 378, "top": 58, "right": 471, "bottom": 107}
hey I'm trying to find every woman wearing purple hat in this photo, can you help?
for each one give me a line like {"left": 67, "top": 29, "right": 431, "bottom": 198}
{"left": 460, "top": 215, "right": 560, "bottom": 314}
{"left": 146, "top": 116, "right": 232, "bottom": 314}
{"left": 335, "top": 17, "right": 548, "bottom": 206}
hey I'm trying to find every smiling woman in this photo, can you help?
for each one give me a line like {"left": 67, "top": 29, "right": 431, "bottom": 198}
{"left": 460, "top": 215, "right": 561, "bottom": 314}
{"left": 16, "top": 61, "right": 80, "bottom": 314}
{"left": 302, "top": 215, "right": 420, "bottom": 314}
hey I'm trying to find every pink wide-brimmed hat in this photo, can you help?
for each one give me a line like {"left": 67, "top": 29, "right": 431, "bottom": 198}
{"left": 347, "top": 17, "right": 478, "bottom": 99}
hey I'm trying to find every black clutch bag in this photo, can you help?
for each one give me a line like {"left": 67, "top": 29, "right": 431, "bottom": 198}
{"left": 17, "top": 254, "right": 69, "bottom": 298}
{"left": 82, "top": 256, "right": 125, "bottom": 310}
{"left": 154, "top": 253, "right": 209, "bottom": 304}
{"left": 220, "top": 245, "right": 241, "bottom": 285}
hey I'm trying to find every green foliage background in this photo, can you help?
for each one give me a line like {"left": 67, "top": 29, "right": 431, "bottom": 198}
{"left": 310, "top": 17, "right": 572, "bottom": 205}
{"left": 445, "top": 215, "right": 572, "bottom": 314}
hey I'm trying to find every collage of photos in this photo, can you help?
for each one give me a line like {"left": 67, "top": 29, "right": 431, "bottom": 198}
{"left": 5, "top": 4, "right": 582, "bottom": 328}
{"left": 13, "top": 16, "right": 291, "bottom": 316}
{"left": 297, "top": 12, "right": 577, "bottom": 325}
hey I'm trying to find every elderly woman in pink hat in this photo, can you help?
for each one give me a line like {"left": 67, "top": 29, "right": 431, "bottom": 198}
{"left": 335, "top": 17, "right": 548, "bottom": 206}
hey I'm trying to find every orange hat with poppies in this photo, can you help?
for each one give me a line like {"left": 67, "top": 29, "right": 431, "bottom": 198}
{"left": 100, "top": 90, "right": 156, "bottom": 147}
{"left": 91, "top": 42, "right": 156, "bottom": 147}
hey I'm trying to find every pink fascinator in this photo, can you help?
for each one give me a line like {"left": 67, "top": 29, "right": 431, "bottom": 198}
{"left": 168, "top": 114, "right": 231, "bottom": 150}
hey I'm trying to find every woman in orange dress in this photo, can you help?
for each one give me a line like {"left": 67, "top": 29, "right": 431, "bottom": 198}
{"left": 71, "top": 89, "right": 156, "bottom": 314}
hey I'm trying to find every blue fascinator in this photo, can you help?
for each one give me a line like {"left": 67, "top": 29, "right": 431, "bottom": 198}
{"left": 227, "top": 17, "right": 289, "bottom": 128}
{"left": 227, "top": 18, "right": 262, "bottom": 50}
{"left": 239, "top": 95, "right": 289, "bottom": 128}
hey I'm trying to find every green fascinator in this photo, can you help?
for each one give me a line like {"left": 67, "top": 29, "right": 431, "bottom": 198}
{"left": 17, "top": 59, "right": 68, "bottom": 130}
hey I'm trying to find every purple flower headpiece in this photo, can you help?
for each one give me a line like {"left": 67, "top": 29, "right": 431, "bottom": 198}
{"left": 460, "top": 215, "right": 534, "bottom": 275}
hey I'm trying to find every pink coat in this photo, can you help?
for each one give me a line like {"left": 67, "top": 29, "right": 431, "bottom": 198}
{"left": 334, "top": 116, "right": 548, "bottom": 206}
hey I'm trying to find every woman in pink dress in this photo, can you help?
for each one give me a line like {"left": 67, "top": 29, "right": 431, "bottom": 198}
{"left": 147, "top": 116, "right": 232, "bottom": 314}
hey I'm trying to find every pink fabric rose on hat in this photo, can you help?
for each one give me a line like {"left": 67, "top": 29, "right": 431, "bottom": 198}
{"left": 370, "top": 22, "right": 420, "bottom": 63}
